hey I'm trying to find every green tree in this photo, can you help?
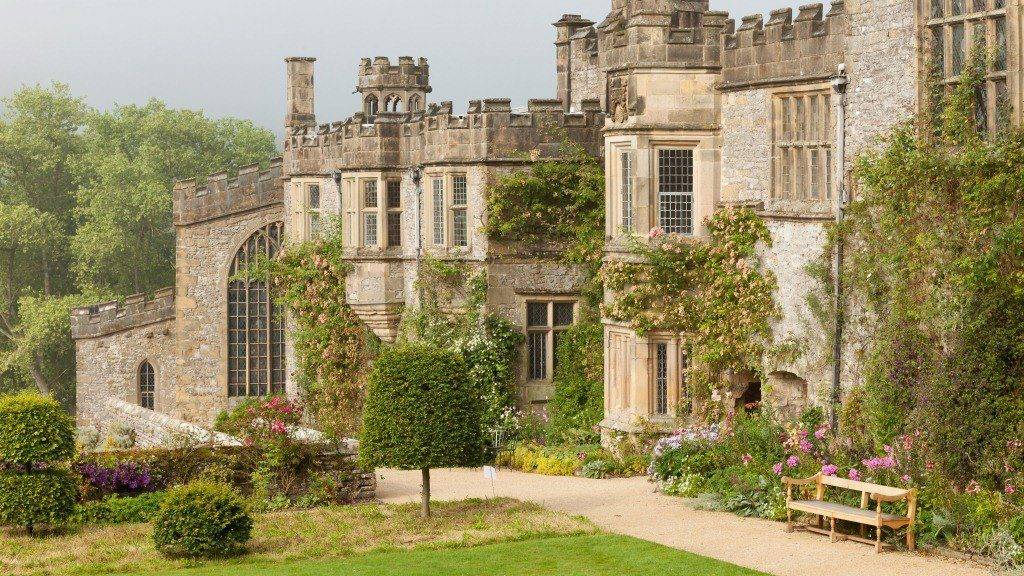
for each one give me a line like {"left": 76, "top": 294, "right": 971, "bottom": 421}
{"left": 360, "top": 344, "right": 484, "bottom": 517}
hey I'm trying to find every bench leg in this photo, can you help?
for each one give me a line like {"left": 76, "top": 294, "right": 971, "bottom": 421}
{"left": 786, "top": 508, "right": 793, "bottom": 533}
{"left": 829, "top": 517, "right": 837, "bottom": 543}
{"left": 875, "top": 526, "right": 883, "bottom": 553}
{"left": 907, "top": 525, "right": 916, "bottom": 552}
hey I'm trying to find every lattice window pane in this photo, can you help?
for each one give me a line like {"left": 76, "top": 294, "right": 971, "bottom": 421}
{"left": 952, "top": 0, "right": 964, "bottom": 15}
{"left": 553, "top": 302, "right": 574, "bottom": 327}
{"left": 363, "top": 180, "right": 378, "bottom": 208}
{"left": 453, "top": 208, "right": 468, "bottom": 247}
{"left": 527, "top": 302, "right": 549, "bottom": 327}
{"left": 270, "top": 304, "right": 286, "bottom": 394}
{"left": 995, "top": 17, "right": 1007, "bottom": 71}
{"left": 387, "top": 212, "right": 402, "bottom": 247}
{"left": 655, "top": 343, "right": 668, "bottom": 415}
{"left": 139, "top": 361, "right": 155, "bottom": 410}
{"left": 931, "top": 0, "right": 944, "bottom": 18}
{"left": 931, "top": 26, "right": 946, "bottom": 73}
{"left": 528, "top": 331, "right": 547, "bottom": 380}
{"left": 364, "top": 213, "right": 378, "bottom": 246}
{"left": 386, "top": 180, "right": 402, "bottom": 208}
{"left": 432, "top": 178, "right": 445, "bottom": 245}
{"left": 658, "top": 149, "right": 693, "bottom": 235}
{"left": 308, "top": 184, "right": 321, "bottom": 209}
{"left": 952, "top": 23, "right": 966, "bottom": 75}
{"left": 452, "top": 175, "right": 468, "bottom": 206}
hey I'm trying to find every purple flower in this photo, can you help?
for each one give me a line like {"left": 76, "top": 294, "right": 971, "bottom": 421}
{"left": 786, "top": 455, "right": 800, "bottom": 468}
{"left": 798, "top": 438, "right": 814, "bottom": 453}
{"left": 772, "top": 462, "right": 784, "bottom": 475}
{"left": 848, "top": 468, "right": 861, "bottom": 481}
{"left": 821, "top": 464, "right": 838, "bottom": 477}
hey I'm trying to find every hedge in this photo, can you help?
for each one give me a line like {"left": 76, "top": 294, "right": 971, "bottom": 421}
{"left": 0, "top": 469, "right": 78, "bottom": 529}
{"left": 153, "top": 482, "right": 252, "bottom": 557}
{"left": 0, "top": 391, "right": 74, "bottom": 465}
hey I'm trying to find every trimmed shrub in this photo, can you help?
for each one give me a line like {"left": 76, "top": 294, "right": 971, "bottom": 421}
{"left": 153, "top": 482, "right": 252, "bottom": 557}
{"left": 361, "top": 344, "right": 484, "bottom": 516}
{"left": 0, "top": 469, "right": 77, "bottom": 530}
{"left": 0, "top": 391, "right": 74, "bottom": 465}
{"left": 75, "top": 492, "right": 166, "bottom": 525}
{"left": 547, "top": 321, "right": 604, "bottom": 444}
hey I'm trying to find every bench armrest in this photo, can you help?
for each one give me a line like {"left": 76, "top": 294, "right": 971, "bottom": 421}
{"left": 782, "top": 473, "right": 821, "bottom": 486}
{"left": 870, "top": 490, "right": 911, "bottom": 503}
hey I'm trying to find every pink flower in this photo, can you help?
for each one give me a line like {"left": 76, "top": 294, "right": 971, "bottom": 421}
{"left": 799, "top": 438, "right": 814, "bottom": 454}
{"left": 578, "top": 452, "right": 588, "bottom": 461}
{"left": 901, "top": 475, "right": 912, "bottom": 484}
{"left": 821, "top": 464, "right": 838, "bottom": 477}
{"left": 965, "top": 480, "right": 982, "bottom": 494}
{"left": 772, "top": 462, "right": 784, "bottom": 475}
{"left": 270, "top": 419, "right": 287, "bottom": 435}
{"left": 648, "top": 227, "right": 665, "bottom": 240}
{"left": 814, "top": 425, "right": 830, "bottom": 440}
{"left": 1006, "top": 484, "right": 1017, "bottom": 495}
{"left": 742, "top": 454, "right": 753, "bottom": 466}
{"left": 848, "top": 468, "right": 861, "bottom": 481}
{"left": 786, "top": 455, "right": 800, "bottom": 468}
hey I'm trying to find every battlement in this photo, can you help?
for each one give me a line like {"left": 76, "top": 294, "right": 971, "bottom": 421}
{"left": 720, "top": 2, "right": 848, "bottom": 89}
{"left": 358, "top": 56, "right": 431, "bottom": 93}
{"left": 172, "top": 158, "right": 284, "bottom": 227}
{"left": 71, "top": 288, "right": 175, "bottom": 340}
{"left": 284, "top": 96, "right": 604, "bottom": 172}
{"left": 598, "top": 1, "right": 728, "bottom": 72}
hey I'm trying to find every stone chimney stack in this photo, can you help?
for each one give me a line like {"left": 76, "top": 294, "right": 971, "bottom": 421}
{"left": 554, "top": 14, "right": 595, "bottom": 112}
{"left": 285, "top": 57, "right": 316, "bottom": 131}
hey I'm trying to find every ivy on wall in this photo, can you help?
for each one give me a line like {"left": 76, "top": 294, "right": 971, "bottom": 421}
{"left": 602, "top": 208, "right": 780, "bottom": 412}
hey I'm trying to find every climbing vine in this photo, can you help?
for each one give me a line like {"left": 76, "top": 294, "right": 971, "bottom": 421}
{"left": 485, "top": 139, "right": 605, "bottom": 306}
{"left": 255, "top": 228, "right": 376, "bottom": 440}
{"left": 602, "top": 207, "right": 780, "bottom": 411}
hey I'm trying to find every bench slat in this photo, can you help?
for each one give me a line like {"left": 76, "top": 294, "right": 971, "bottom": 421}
{"left": 789, "top": 500, "right": 909, "bottom": 526}
{"left": 819, "top": 476, "right": 909, "bottom": 497}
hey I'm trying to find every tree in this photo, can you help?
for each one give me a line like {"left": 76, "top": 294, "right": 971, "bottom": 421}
{"left": 360, "top": 344, "right": 484, "bottom": 517}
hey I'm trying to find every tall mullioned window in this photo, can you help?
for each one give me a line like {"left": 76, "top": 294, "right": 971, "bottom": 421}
{"left": 655, "top": 343, "right": 668, "bottom": 416}
{"left": 138, "top": 361, "right": 155, "bottom": 410}
{"left": 363, "top": 180, "right": 379, "bottom": 247}
{"left": 452, "top": 174, "right": 468, "bottom": 247}
{"left": 228, "top": 222, "right": 286, "bottom": 397}
{"left": 526, "top": 300, "right": 576, "bottom": 381}
{"left": 620, "top": 151, "right": 634, "bottom": 233}
{"left": 432, "top": 177, "right": 445, "bottom": 245}
{"left": 657, "top": 149, "right": 693, "bottom": 235}
{"left": 386, "top": 179, "right": 402, "bottom": 247}
{"left": 773, "top": 91, "right": 832, "bottom": 201}
{"left": 927, "top": 0, "right": 1013, "bottom": 133}
{"left": 306, "top": 183, "right": 322, "bottom": 240}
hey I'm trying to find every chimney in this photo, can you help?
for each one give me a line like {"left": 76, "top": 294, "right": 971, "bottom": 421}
{"left": 285, "top": 57, "right": 316, "bottom": 130}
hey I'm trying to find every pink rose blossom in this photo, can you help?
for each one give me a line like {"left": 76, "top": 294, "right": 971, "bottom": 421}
{"left": 648, "top": 227, "right": 666, "bottom": 240}
{"left": 848, "top": 468, "right": 861, "bottom": 481}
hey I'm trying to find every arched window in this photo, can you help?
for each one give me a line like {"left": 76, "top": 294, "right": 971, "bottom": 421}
{"left": 228, "top": 222, "right": 286, "bottom": 397}
{"left": 365, "top": 94, "right": 379, "bottom": 117}
{"left": 408, "top": 94, "right": 421, "bottom": 113}
{"left": 385, "top": 94, "right": 402, "bottom": 113}
{"left": 138, "top": 361, "right": 155, "bottom": 410}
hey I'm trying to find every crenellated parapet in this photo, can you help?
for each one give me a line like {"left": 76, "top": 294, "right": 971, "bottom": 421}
{"left": 71, "top": 288, "right": 175, "bottom": 340}
{"left": 172, "top": 158, "right": 284, "bottom": 227}
{"left": 598, "top": 0, "right": 727, "bottom": 72}
{"left": 720, "top": 2, "right": 848, "bottom": 90}
{"left": 358, "top": 56, "right": 431, "bottom": 115}
{"left": 283, "top": 97, "right": 604, "bottom": 174}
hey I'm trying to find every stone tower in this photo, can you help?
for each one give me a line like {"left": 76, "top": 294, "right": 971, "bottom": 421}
{"left": 357, "top": 56, "right": 431, "bottom": 118}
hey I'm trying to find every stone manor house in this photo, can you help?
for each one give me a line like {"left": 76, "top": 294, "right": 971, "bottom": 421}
{"left": 72, "top": 0, "right": 1022, "bottom": 444}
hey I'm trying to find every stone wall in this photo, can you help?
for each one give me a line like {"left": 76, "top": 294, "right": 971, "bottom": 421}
{"left": 73, "top": 293, "right": 177, "bottom": 427}
{"left": 85, "top": 397, "right": 240, "bottom": 448}
{"left": 173, "top": 201, "right": 286, "bottom": 425}
{"left": 720, "top": 88, "right": 772, "bottom": 203}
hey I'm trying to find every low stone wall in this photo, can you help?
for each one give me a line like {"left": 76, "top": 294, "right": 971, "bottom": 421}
{"left": 87, "top": 397, "right": 241, "bottom": 448}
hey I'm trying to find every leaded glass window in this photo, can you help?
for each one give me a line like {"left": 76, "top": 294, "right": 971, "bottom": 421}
{"left": 657, "top": 149, "right": 693, "bottom": 234}
{"left": 139, "top": 361, "right": 155, "bottom": 410}
{"left": 773, "top": 91, "right": 832, "bottom": 200}
{"left": 620, "top": 151, "right": 634, "bottom": 233}
{"left": 655, "top": 343, "right": 668, "bottom": 416}
{"left": 452, "top": 175, "right": 468, "bottom": 247}
{"left": 228, "top": 222, "right": 285, "bottom": 397}
{"left": 432, "top": 177, "right": 445, "bottom": 245}
{"left": 526, "top": 300, "right": 576, "bottom": 381}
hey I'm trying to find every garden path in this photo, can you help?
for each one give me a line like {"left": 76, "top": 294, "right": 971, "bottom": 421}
{"left": 376, "top": 468, "right": 987, "bottom": 576}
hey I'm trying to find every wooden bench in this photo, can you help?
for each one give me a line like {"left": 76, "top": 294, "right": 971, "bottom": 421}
{"left": 781, "top": 473, "right": 917, "bottom": 553}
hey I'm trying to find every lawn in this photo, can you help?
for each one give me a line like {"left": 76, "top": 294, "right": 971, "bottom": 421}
{"left": 122, "top": 534, "right": 766, "bottom": 576}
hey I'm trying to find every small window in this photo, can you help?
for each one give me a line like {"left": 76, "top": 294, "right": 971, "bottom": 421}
{"left": 620, "top": 151, "right": 634, "bottom": 234}
{"left": 365, "top": 94, "right": 379, "bottom": 117}
{"left": 364, "top": 180, "right": 379, "bottom": 208}
{"left": 307, "top": 184, "right": 322, "bottom": 239}
{"left": 655, "top": 343, "right": 668, "bottom": 416}
{"left": 432, "top": 177, "right": 445, "bottom": 245}
{"left": 364, "top": 213, "right": 378, "bottom": 246}
{"left": 773, "top": 92, "right": 832, "bottom": 200}
{"left": 657, "top": 149, "right": 694, "bottom": 234}
{"left": 452, "top": 175, "right": 468, "bottom": 247}
{"left": 386, "top": 180, "right": 402, "bottom": 209}
{"left": 386, "top": 180, "right": 402, "bottom": 247}
{"left": 139, "top": 361, "right": 155, "bottom": 410}
{"left": 526, "top": 300, "right": 576, "bottom": 381}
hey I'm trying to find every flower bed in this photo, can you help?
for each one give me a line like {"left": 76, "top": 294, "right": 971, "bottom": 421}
{"left": 496, "top": 443, "right": 648, "bottom": 479}
{"left": 648, "top": 408, "right": 1024, "bottom": 565}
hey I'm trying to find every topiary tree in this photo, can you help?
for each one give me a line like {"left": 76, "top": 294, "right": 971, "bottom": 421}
{"left": 360, "top": 344, "right": 484, "bottom": 517}
{"left": 0, "top": 391, "right": 77, "bottom": 534}
{"left": 152, "top": 481, "right": 253, "bottom": 557}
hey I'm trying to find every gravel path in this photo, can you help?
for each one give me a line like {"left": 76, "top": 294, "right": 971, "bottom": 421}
{"left": 376, "top": 468, "right": 987, "bottom": 576}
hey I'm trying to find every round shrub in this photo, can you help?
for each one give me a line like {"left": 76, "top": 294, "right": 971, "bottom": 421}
{"left": 152, "top": 482, "right": 252, "bottom": 557}
{"left": 0, "top": 391, "right": 74, "bottom": 465}
{"left": 0, "top": 469, "right": 78, "bottom": 530}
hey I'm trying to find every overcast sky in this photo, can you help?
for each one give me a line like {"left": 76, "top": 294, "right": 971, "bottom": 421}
{"left": 0, "top": 0, "right": 798, "bottom": 138}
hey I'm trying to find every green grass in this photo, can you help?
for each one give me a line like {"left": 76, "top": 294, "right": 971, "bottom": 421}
{"left": 116, "top": 534, "right": 766, "bottom": 576}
